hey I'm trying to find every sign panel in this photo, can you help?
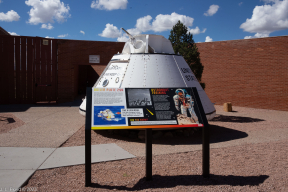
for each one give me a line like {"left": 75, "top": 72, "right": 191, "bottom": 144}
{"left": 89, "top": 55, "right": 100, "bottom": 63}
{"left": 91, "top": 88, "right": 204, "bottom": 129}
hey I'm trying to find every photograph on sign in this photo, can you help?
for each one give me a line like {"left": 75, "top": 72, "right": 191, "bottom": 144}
{"left": 127, "top": 89, "right": 152, "bottom": 106}
{"left": 125, "top": 88, "right": 202, "bottom": 126}
{"left": 94, "top": 106, "right": 126, "bottom": 125}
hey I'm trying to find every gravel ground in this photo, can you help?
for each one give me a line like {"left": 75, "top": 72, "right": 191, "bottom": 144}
{"left": 13, "top": 105, "right": 288, "bottom": 191}
{"left": 23, "top": 140, "right": 288, "bottom": 191}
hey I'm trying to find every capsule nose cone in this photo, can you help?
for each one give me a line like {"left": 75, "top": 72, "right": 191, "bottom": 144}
{"left": 79, "top": 97, "right": 86, "bottom": 116}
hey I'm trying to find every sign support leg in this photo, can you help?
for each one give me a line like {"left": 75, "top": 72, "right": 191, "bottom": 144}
{"left": 145, "top": 128, "right": 152, "bottom": 181}
{"left": 191, "top": 88, "right": 210, "bottom": 178}
{"left": 85, "top": 87, "right": 92, "bottom": 187}
{"left": 202, "top": 124, "right": 210, "bottom": 177}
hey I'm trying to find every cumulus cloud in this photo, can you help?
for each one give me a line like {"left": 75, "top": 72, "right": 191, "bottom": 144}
{"left": 205, "top": 36, "right": 213, "bottom": 42}
{"left": 41, "top": 23, "right": 53, "bottom": 29}
{"left": 189, "top": 27, "right": 206, "bottom": 35}
{"left": 80, "top": 30, "right": 85, "bottom": 35}
{"left": 204, "top": 5, "right": 219, "bottom": 16}
{"left": 100, "top": 12, "right": 206, "bottom": 42}
{"left": 58, "top": 33, "right": 68, "bottom": 38}
{"left": 25, "top": 0, "right": 70, "bottom": 25}
{"left": 91, "top": 0, "right": 128, "bottom": 10}
{"left": 151, "top": 12, "right": 194, "bottom": 32}
{"left": 0, "top": 10, "right": 20, "bottom": 22}
{"left": 45, "top": 36, "right": 54, "bottom": 38}
{"left": 8, "top": 32, "right": 19, "bottom": 36}
{"left": 135, "top": 15, "right": 152, "bottom": 32}
{"left": 244, "top": 33, "right": 269, "bottom": 39}
{"left": 117, "top": 35, "right": 129, "bottom": 42}
{"left": 240, "top": 0, "right": 288, "bottom": 38}
{"left": 99, "top": 23, "right": 121, "bottom": 38}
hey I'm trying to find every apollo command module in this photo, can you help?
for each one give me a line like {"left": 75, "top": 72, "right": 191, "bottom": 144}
{"left": 79, "top": 29, "right": 216, "bottom": 121}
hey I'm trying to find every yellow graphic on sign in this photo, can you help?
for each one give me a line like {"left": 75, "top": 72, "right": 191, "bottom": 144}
{"left": 146, "top": 108, "right": 154, "bottom": 115}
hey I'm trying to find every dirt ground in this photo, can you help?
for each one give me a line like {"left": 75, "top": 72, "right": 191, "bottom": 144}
{"left": 2, "top": 105, "right": 288, "bottom": 191}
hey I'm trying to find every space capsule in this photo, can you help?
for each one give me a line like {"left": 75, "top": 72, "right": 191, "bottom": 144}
{"left": 79, "top": 29, "right": 216, "bottom": 120}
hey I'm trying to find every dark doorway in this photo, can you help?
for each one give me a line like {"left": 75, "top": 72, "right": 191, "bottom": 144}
{"left": 78, "top": 65, "right": 99, "bottom": 95}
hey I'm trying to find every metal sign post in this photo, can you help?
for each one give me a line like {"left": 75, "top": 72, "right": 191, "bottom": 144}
{"left": 145, "top": 128, "right": 152, "bottom": 181}
{"left": 191, "top": 87, "right": 210, "bottom": 177}
{"left": 85, "top": 87, "right": 92, "bottom": 187}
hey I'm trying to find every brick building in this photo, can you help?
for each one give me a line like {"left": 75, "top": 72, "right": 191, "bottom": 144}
{"left": 196, "top": 36, "right": 288, "bottom": 111}
{"left": 1, "top": 33, "right": 287, "bottom": 111}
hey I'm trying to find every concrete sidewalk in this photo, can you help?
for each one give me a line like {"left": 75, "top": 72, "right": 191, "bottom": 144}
{"left": 0, "top": 106, "right": 85, "bottom": 148}
{"left": 0, "top": 103, "right": 135, "bottom": 191}
{"left": 0, "top": 144, "right": 135, "bottom": 191}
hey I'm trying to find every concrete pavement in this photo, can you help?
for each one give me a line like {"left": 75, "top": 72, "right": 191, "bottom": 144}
{"left": 0, "top": 103, "right": 135, "bottom": 191}
{"left": 0, "top": 144, "right": 135, "bottom": 191}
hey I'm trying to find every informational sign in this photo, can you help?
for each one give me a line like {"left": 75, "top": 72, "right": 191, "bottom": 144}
{"left": 89, "top": 55, "right": 100, "bottom": 63}
{"left": 85, "top": 87, "right": 210, "bottom": 187}
{"left": 91, "top": 87, "right": 204, "bottom": 129}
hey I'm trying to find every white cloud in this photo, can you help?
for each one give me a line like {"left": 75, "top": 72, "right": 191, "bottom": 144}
{"left": 8, "top": 32, "right": 19, "bottom": 36}
{"left": 80, "top": 30, "right": 85, "bottom": 35}
{"left": 0, "top": 10, "right": 20, "bottom": 22}
{"left": 99, "top": 23, "right": 121, "bottom": 38}
{"left": 244, "top": 32, "right": 269, "bottom": 39}
{"left": 58, "top": 33, "right": 68, "bottom": 38}
{"left": 41, "top": 23, "right": 53, "bottom": 29}
{"left": 151, "top": 12, "right": 194, "bottom": 32}
{"left": 135, "top": 15, "right": 152, "bottom": 32}
{"left": 100, "top": 12, "right": 206, "bottom": 42}
{"left": 188, "top": 27, "right": 206, "bottom": 35}
{"left": 25, "top": 0, "right": 70, "bottom": 25}
{"left": 239, "top": 2, "right": 243, "bottom": 6}
{"left": 240, "top": 0, "right": 288, "bottom": 37}
{"left": 123, "top": 12, "right": 195, "bottom": 35}
{"left": 91, "top": 0, "right": 128, "bottom": 11}
{"left": 205, "top": 36, "right": 213, "bottom": 42}
{"left": 204, "top": 5, "right": 219, "bottom": 16}
{"left": 45, "top": 36, "right": 54, "bottom": 38}
{"left": 117, "top": 35, "right": 129, "bottom": 42}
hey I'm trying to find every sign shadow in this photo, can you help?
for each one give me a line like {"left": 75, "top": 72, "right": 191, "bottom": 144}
{"left": 89, "top": 174, "right": 269, "bottom": 191}
{"left": 94, "top": 124, "right": 249, "bottom": 145}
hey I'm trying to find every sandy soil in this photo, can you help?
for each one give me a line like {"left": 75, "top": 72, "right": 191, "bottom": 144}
{"left": 19, "top": 105, "right": 288, "bottom": 191}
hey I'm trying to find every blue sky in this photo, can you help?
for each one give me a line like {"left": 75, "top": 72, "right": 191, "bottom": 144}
{"left": 1, "top": 0, "right": 288, "bottom": 42}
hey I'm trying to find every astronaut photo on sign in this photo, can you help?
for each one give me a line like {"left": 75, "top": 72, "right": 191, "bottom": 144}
{"left": 173, "top": 89, "right": 199, "bottom": 124}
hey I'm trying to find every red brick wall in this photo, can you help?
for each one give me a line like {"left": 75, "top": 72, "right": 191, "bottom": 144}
{"left": 196, "top": 36, "right": 288, "bottom": 111}
{"left": 57, "top": 39, "right": 124, "bottom": 103}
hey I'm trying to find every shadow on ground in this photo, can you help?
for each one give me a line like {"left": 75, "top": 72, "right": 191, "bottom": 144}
{"left": 89, "top": 174, "right": 269, "bottom": 191}
{"left": 94, "top": 124, "right": 248, "bottom": 145}
{"left": 211, "top": 115, "right": 265, "bottom": 123}
{"left": 93, "top": 115, "right": 263, "bottom": 144}
{"left": 0, "top": 116, "right": 16, "bottom": 124}
{"left": 0, "top": 97, "right": 84, "bottom": 113}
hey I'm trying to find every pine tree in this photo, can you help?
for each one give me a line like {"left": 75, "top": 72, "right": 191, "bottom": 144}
{"left": 168, "top": 21, "right": 205, "bottom": 89}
